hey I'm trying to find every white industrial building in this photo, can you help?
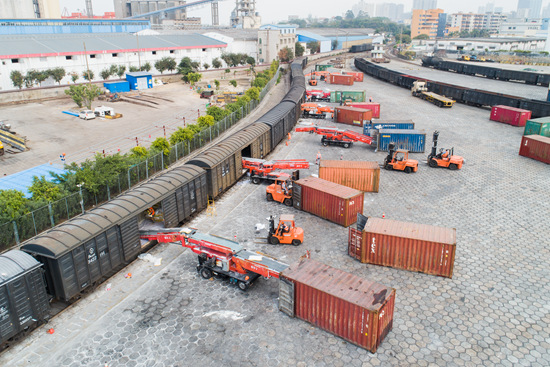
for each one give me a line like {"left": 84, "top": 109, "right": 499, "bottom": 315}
{"left": 258, "top": 25, "right": 297, "bottom": 63}
{"left": 0, "top": 33, "right": 226, "bottom": 91}
{"left": 413, "top": 37, "right": 546, "bottom": 52}
{"left": 0, "top": 0, "right": 60, "bottom": 18}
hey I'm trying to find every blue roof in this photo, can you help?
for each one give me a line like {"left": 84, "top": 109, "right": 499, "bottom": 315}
{"left": 0, "top": 163, "right": 66, "bottom": 198}
{"left": 296, "top": 30, "right": 331, "bottom": 42}
{"left": 126, "top": 72, "right": 152, "bottom": 78}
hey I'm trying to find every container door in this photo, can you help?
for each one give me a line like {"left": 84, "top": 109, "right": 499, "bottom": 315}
{"left": 278, "top": 279, "right": 295, "bottom": 317}
{"left": 84, "top": 239, "right": 101, "bottom": 283}
{"left": 292, "top": 184, "right": 302, "bottom": 210}
{"left": 8, "top": 278, "right": 33, "bottom": 329}
{"left": 0, "top": 286, "right": 17, "bottom": 340}
{"left": 136, "top": 77, "right": 148, "bottom": 90}
{"left": 357, "top": 213, "right": 368, "bottom": 231}
{"left": 105, "top": 226, "right": 122, "bottom": 269}
{"left": 348, "top": 227, "right": 363, "bottom": 260}
{"left": 175, "top": 187, "right": 185, "bottom": 222}
{"left": 181, "top": 185, "right": 191, "bottom": 219}
{"left": 95, "top": 233, "right": 112, "bottom": 275}
{"left": 161, "top": 195, "right": 179, "bottom": 228}
{"left": 198, "top": 174, "right": 207, "bottom": 211}
{"left": 119, "top": 217, "right": 140, "bottom": 262}
{"left": 72, "top": 246, "right": 91, "bottom": 290}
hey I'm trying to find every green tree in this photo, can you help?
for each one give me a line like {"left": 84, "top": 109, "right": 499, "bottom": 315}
{"left": 229, "top": 80, "right": 237, "bottom": 88}
{"left": 214, "top": 79, "right": 220, "bottom": 90}
{"left": 71, "top": 72, "right": 79, "bottom": 83}
{"left": 100, "top": 68, "right": 112, "bottom": 80}
{"left": 109, "top": 65, "right": 119, "bottom": 76}
{"left": 65, "top": 84, "right": 101, "bottom": 109}
{"left": 400, "top": 34, "right": 411, "bottom": 44}
{"left": 169, "top": 126, "right": 195, "bottom": 145}
{"left": 295, "top": 42, "right": 305, "bottom": 57}
{"left": 141, "top": 62, "right": 152, "bottom": 72}
{"left": 82, "top": 69, "right": 95, "bottom": 81}
{"left": 129, "top": 146, "right": 148, "bottom": 159}
{"left": 279, "top": 47, "right": 295, "bottom": 62}
{"left": 190, "top": 61, "right": 200, "bottom": 70}
{"left": 306, "top": 41, "right": 320, "bottom": 53}
{"left": 197, "top": 115, "right": 215, "bottom": 128}
{"left": 245, "top": 87, "right": 260, "bottom": 101}
{"left": 116, "top": 65, "right": 127, "bottom": 78}
{"left": 186, "top": 72, "right": 202, "bottom": 86}
{"left": 178, "top": 57, "right": 194, "bottom": 77}
{"left": 28, "top": 175, "right": 64, "bottom": 202}
{"left": 155, "top": 59, "right": 167, "bottom": 74}
{"left": 331, "top": 39, "right": 339, "bottom": 50}
{"left": 0, "top": 189, "right": 28, "bottom": 220}
{"left": 212, "top": 58, "right": 222, "bottom": 69}
{"left": 48, "top": 67, "right": 66, "bottom": 85}
{"left": 413, "top": 34, "right": 430, "bottom": 40}
{"left": 150, "top": 137, "right": 170, "bottom": 156}
{"left": 345, "top": 10, "right": 355, "bottom": 19}
{"left": 129, "top": 66, "right": 139, "bottom": 72}
{"left": 10, "top": 70, "right": 24, "bottom": 89}
{"left": 252, "top": 76, "right": 267, "bottom": 89}
{"left": 206, "top": 105, "right": 228, "bottom": 121}
{"left": 35, "top": 71, "right": 49, "bottom": 86}
{"left": 203, "top": 63, "right": 210, "bottom": 70}
{"left": 246, "top": 56, "right": 256, "bottom": 67}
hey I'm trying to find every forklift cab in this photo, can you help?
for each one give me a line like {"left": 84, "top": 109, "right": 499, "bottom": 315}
{"left": 267, "top": 214, "right": 304, "bottom": 246}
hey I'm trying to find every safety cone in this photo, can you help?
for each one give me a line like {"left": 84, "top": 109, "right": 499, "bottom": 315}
{"left": 48, "top": 328, "right": 55, "bottom": 334}
{"left": 382, "top": 213, "right": 385, "bottom": 219}
{"left": 286, "top": 141, "right": 289, "bottom": 146}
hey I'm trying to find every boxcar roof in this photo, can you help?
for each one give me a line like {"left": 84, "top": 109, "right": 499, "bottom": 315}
{"left": 0, "top": 250, "right": 41, "bottom": 284}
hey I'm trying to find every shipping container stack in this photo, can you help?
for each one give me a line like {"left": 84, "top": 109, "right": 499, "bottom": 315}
{"left": 319, "top": 160, "right": 380, "bottom": 192}
{"left": 518, "top": 117, "right": 550, "bottom": 163}
{"left": 334, "top": 106, "right": 373, "bottom": 127}
{"left": 490, "top": 105, "right": 531, "bottom": 127}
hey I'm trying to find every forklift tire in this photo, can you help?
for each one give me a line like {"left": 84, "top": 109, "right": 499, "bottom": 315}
{"left": 428, "top": 159, "right": 438, "bottom": 168}
{"left": 284, "top": 198, "right": 293, "bottom": 207}
{"left": 200, "top": 268, "right": 213, "bottom": 279}
{"left": 266, "top": 193, "right": 274, "bottom": 201}
{"left": 292, "top": 239, "right": 301, "bottom": 246}
{"left": 252, "top": 177, "right": 261, "bottom": 184}
{"left": 449, "top": 163, "right": 458, "bottom": 170}
{"left": 269, "top": 236, "right": 279, "bottom": 245}
{"left": 384, "top": 163, "right": 392, "bottom": 170}
{"left": 343, "top": 143, "right": 350, "bottom": 148}
{"left": 322, "top": 141, "right": 329, "bottom": 146}
{"left": 238, "top": 281, "right": 248, "bottom": 291}
{"left": 404, "top": 167, "right": 412, "bottom": 174}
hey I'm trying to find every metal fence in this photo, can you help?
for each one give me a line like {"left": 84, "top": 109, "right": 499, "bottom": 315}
{"left": 0, "top": 68, "right": 280, "bottom": 251}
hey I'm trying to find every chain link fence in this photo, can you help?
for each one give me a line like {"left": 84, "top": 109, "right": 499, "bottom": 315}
{"left": 1, "top": 68, "right": 280, "bottom": 251}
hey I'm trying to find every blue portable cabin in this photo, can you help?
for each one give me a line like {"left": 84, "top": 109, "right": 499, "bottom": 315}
{"left": 104, "top": 81, "right": 131, "bottom": 93}
{"left": 125, "top": 72, "right": 153, "bottom": 90}
{"left": 376, "top": 129, "right": 426, "bottom": 153}
{"left": 363, "top": 120, "right": 415, "bottom": 136}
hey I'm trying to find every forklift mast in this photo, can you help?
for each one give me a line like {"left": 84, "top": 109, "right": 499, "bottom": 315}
{"left": 430, "top": 130, "right": 440, "bottom": 157}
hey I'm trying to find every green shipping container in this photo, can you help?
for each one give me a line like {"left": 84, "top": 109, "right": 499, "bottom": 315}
{"left": 315, "top": 64, "right": 331, "bottom": 71}
{"left": 524, "top": 117, "right": 550, "bottom": 137}
{"left": 330, "top": 91, "right": 366, "bottom": 103}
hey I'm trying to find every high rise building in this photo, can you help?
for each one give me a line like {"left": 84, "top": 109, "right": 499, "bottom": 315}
{"left": 412, "top": 0, "right": 437, "bottom": 11}
{"left": 542, "top": 4, "right": 550, "bottom": 18}
{"left": 376, "top": 3, "right": 405, "bottom": 21}
{"left": 352, "top": 0, "right": 375, "bottom": 17}
{"left": 517, "top": 0, "right": 542, "bottom": 19}
{"left": 411, "top": 8, "right": 444, "bottom": 38}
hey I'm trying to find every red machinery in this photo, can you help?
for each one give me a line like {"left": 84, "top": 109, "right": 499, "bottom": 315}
{"left": 306, "top": 89, "right": 330, "bottom": 102}
{"left": 301, "top": 103, "right": 334, "bottom": 119}
{"left": 295, "top": 126, "right": 374, "bottom": 148}
{"left": 140, "top": 228, "right": 289, "bottom": 291}
{"left": 242, "top": 157, "right": 309, "bottom": 184}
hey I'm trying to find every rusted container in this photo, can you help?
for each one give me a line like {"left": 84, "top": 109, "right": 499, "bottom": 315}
{"left": 329, "top": 73, "right": 355, "bottom": 86}
{"left": 279, "top": 258, "right": 396, "bottom": 353}
{"left": 319, "top": 160, "right": 380, "bottom": 192}
{"left": 348, "top": 102, "right": 381, "bottom": 118}
{"left": 490, "top": 105, "right": 531, "bottom": 127}
{"left": 519, "top": 135, "right": 550, "bottom": 164}
{"left": 334, "top": 107, "right": 373, "bottom": 127}
{"left": 348, "top": 216, "right": 456, "bottom": 278}
{"left": 292, "top": 176, "right": 364, "bottom": 227}
{"left": 344, "top": 71, "right": 364, "bottom": 82}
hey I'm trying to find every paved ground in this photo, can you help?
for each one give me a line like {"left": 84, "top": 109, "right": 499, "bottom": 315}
{"left": 382, "top": 57, "right": 548, "bottom": 100}
{"left": 1, "top": 59, "right": 549, "bottom": 367}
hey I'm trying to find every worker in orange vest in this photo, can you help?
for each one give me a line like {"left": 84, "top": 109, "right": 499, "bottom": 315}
{"left": 315, "top": 151, "right": 321, "bottom": 165}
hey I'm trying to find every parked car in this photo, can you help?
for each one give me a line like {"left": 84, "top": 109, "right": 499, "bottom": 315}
{"left": 79, "top": 110, "right": 95, "bottom": 120}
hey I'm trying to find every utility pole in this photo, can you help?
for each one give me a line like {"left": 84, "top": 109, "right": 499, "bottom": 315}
{"left": 83, "top": 42, "right": 92, "bottom": 87}
{"left": 136, "top": 33, "right": 142, "bottom": 69}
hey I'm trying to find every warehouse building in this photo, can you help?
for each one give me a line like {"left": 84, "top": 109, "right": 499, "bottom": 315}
{"left": 0, "top": 33, "right": 226, "bottom": 91}
{"left": 0, "top": 18, "right": 151, "bottom": 36}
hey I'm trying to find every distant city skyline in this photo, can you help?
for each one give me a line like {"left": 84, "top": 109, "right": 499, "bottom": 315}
{"left": 59, "top": 0, "right": 550, "bottom": 24}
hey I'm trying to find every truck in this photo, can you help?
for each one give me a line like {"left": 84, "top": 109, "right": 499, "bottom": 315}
{"left": 411, "top": 81, "right": 454, "bottom": 108}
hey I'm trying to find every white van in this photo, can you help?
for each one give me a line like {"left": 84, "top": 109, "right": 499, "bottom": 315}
{"left": 79, "top": 110, "right": 95, "bottom": 120}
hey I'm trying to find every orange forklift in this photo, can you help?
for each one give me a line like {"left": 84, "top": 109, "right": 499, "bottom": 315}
{"left": 267, "top": 214, "right": 304, "bottom": 246}
{"left": 383, "top": 143, "right": 418, "bottom": 173}
{"left": 309, "top": 70, "right": 318, "bottom": 86}
{"left": 427, "top": 131, "right": 464, "bottom": 170}
{"left": 266, "top": 176, "right": 293, "bottom": 206}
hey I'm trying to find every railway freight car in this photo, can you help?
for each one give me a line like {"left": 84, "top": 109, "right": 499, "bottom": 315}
{"left": 21, "top": 164, "right": 207, "bottom": 301}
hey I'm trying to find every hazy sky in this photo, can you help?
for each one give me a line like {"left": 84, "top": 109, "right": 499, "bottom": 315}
{"left": 61, "top": 0, "right": 544, "bottom": 24}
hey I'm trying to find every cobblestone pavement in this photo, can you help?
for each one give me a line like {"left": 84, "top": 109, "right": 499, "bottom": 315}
{"left": 2, "top": 64, "right": 549, "bottom": 367}
{"left": 381, "top": 57, "right": 548, "bottom": 100}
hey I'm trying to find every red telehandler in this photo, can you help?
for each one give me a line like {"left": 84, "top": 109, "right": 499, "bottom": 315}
{"left": 295, "top": 125, "right": 374, "bottom": 149}
{"left": 242, "top": 157, "right": 309, "bottom": 184}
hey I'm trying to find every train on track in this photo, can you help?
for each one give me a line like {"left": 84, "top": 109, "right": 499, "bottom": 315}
{"left": 0, "top": 57, "right": 308, "bottom": 347}
{"left": 422, "top": 56, "right": 550, "bottom": 87}
{"left": 354, "top": 57, "right": 550, "bottom": 118}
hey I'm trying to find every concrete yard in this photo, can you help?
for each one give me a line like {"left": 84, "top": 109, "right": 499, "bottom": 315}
{"left": 380, "top": 57, "right": 549, "bottom": 100}
{"left": 1, "top": 59, "right": 549, "bottom": 367}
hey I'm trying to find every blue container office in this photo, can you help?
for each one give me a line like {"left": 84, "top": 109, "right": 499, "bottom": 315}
{"left": 104, "top": 81, "right": 130, "bottom": 93}
{"left": 363, "top": 120, "right": 415, "bottom": 136}
{"left": 376, "top": 129, "right": 426, "bottom": 153}
{"left": 125, "top": 72, "right": 153, "bottom": 90}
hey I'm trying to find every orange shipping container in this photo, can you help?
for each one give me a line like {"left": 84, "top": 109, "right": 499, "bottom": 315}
{"left": 334, "top": 106, "right": 373, "bottom": 126}
{"left": 519, "top": 135, "right": 550, "bottom": 164}
{"left": 348, "top": 215, "right": 456, "bottom": 278}
{"left": 344, "top": 72, "right": 364, "bottom": 82}
{"left": 279, "top": 258, "right": 396, "bottom": 353}
{"left": 329, "top": 73, "right": 355, "bottom": 86}
{"left": 292, "top": 176, "right": 364, "bottom": 227}
{"left": 319, "top": 160, "right": 380, "bottom": 192}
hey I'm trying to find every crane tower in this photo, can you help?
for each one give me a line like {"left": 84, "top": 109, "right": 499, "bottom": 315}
{"left": 230, "top": 0, "right": 261, "bottom": 28}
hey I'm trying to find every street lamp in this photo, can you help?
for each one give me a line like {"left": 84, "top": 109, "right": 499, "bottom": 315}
{"left": 76, "top": 183, "right": 85, "bottom": 213}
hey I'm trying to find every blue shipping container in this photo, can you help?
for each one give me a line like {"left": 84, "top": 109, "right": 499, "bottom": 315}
{"left": 126, "top": 72, "right": 153, "bottom": 90}
{"left": 104, "top": 81, "right": 130, "bottom": 93}
{"left": 376, "top": 129, "right": 426, "bottom": 152}
{"left": 363, "top": 120, "right": 415, "bottom": 136}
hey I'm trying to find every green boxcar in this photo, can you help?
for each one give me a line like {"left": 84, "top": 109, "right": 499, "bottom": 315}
{"left": 524, "top": 117, "right": 550, "bottom": 137}
{"left": 330, "top": 91, "right": 366, "bottom": 103}
{"left": 315, "top": 64, "right": 331, "bottom": 71}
